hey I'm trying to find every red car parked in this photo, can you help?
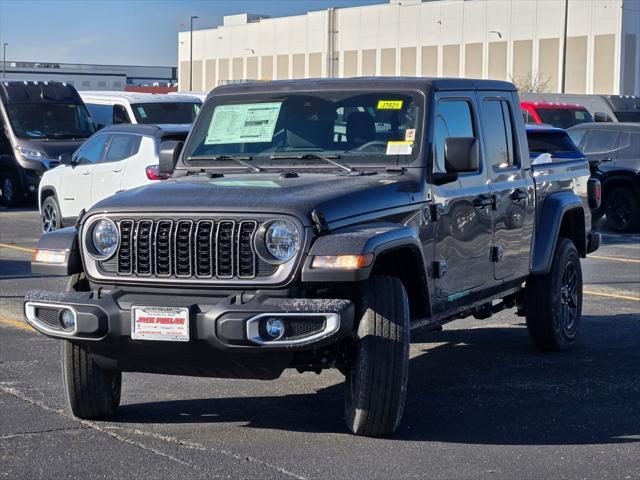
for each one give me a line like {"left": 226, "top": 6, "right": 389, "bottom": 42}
{"left": 521, "top": 101, "right": 594, "bottom": 129}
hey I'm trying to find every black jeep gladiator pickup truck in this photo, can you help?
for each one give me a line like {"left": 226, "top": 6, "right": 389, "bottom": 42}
{"left": 26, "top": 78, "right": 600, "bottom": 437}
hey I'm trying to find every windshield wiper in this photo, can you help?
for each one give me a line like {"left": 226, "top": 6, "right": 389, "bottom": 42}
{"left": 187, "top": 154, "right": 262, "bottom": 172}
{"left": 270, "top": 153, "right": 354, "bottom": 173}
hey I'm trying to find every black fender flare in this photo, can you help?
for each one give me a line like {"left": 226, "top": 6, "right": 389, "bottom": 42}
{"left": 531, "top": 192, "right": 584, "bottom": 275}
{"left": 600, "top": 172, "right": 640, "bottom": 199}
{"left": 31, "top": 226, "right": 83, "bottom": 276}
{"left": 301, "top": 222, "right": 426, "bottom": 282}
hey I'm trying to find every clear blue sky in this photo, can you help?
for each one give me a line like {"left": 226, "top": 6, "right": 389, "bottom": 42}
{"left": 0, "top": 0, "right": 387, "bottom": 67}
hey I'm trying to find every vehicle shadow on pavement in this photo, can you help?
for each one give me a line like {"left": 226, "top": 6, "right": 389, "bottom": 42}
{"left": 112, "top": 314, "right": 640, "bottom": 445}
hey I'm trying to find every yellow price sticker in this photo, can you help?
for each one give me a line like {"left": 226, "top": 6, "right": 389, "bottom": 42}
{"left": 377, "top": 100, "right": 403, "bottom": 110}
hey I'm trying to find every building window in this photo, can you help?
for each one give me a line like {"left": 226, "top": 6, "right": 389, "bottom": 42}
{"left": 113, "top": 81, "right": 122, "bottom": 88}
{"left": 82, "top": 81, "right": 91, "bottom": 87}
{"left": 98, "top": 81, "right": 107, "bottom": 88}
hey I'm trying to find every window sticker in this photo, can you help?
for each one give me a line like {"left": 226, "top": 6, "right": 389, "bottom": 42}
{"left": 405, "top": 129, "right": 416, "bottom": 141}
{"left": 136, "top": 107, "right": 147, "bottom": 119}
{"left": 205, "top": 102, "right": 282, "bottom": 145}
{"left": 386, "top": 141, "right": 413, "bottom": 155}
{"left": 377, "top": 100, "right": 403, "bottom": 110}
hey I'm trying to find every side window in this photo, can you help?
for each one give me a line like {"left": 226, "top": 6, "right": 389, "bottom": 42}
{"left": 583, "top": 130, "right": 619, "bottom": 154}
{"left": 567, "top": 129, "right": 587, "bottom": 148}
{"left": 113, "top": 105, "right": 131, "bottom": 124}
{"left": 74, "top": 135, "right": 109, "bottom": 164}
{"left": 433, "top": 99, "right": 475, "bottom": 173}
{"left": 482, "top": 99, "right": 516, "bottom": 169}
{"left": 616, "top": 132, "right": 640, "bottom": 160}
{"left": 103, "top": 134, "right": 140, "bottom": 163}
{"left": 85, "top": 104, "right": 114, "bottom": 127}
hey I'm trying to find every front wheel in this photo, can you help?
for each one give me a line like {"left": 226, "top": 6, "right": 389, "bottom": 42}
{"left": 0, "top": 171, "right": 21, "bottom": 207}
{"left": 605, "top": 186, "right": 639, "bottom": 232}
{"left": 41, "top": 196, "right": 62, "bottom": 232}
{"left": 344, "top": 275, "right": 410, "bottom": 437}
{"left": 525, "top": 237, "right": 583, "bottom": 351}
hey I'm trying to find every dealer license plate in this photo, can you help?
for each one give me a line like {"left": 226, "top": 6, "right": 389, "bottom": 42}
{"left": 131, "top": 306, "right": 190, "bottom": 342}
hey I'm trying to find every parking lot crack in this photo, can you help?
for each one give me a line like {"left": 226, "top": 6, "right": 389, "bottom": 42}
{"left": 0, "top": 426, "right": 84, "bottom": 440}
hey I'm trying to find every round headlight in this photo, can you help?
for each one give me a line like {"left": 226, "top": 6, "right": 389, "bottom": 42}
{"left": 91, "top": 219, "right": 119, "bottom": 259}
{"left": 264, "top": 220, "right": 300, "bottom": 262}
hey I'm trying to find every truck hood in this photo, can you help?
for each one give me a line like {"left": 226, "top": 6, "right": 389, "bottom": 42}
{"left": 89, "top": 171, "right": 421, "bottom": 226}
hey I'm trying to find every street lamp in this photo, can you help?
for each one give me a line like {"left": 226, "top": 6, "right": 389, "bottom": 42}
{"left": 560, "top": 0, "right": 569, "bottom": 93}
{"left": 2, "top": 43, "right": 8, "bottom": 79}
{"left": 189, "top": 15, "right": 198, "bottom": 91}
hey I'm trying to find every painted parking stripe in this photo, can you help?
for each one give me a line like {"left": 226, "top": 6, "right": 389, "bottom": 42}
{"left": 584, "top": 290, "right": 639, "bottom": 302}
{"left": 588, "top": 255, "right": 640, "bottom": 264}
{"left": 0, "top": 315, "right": 33, "bottom": 332}
{"left": 0, "top": 243, "right": 36, "bottom": 254}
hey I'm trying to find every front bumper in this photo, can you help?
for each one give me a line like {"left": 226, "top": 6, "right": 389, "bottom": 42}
{"left": 24, "top": 289, "right": 354, "bottom": 379}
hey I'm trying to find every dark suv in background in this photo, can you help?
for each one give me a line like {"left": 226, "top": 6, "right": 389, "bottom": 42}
{"left": 568, "top": 123, "right": 640, "bottom": 232}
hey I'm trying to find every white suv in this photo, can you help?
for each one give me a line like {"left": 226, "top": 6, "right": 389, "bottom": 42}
{"left": 38, "top": 124, "right": 189, "bottom": 232}
{"left": 79, "top": 91, "right": 201, "bottom": 127}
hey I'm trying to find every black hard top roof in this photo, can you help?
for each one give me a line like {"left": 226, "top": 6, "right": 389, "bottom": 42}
{"left": 99, "top": 123, "right": 191, "bottom": 137}
{"left": 0, "top": 80, "right": 83, "bottom": 105}
{"left": 208, "top": 76, "right": 516, "bottom": 100}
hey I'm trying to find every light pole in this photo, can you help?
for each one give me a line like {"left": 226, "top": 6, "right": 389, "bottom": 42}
{"left": 2, "top": 43, "right": 7, "bottom": 79}
{"left": 560, "top": 0, "right": 569, "bottom": 93}
{"left": 189, "top": 15, "right": 198, "bottom": 91}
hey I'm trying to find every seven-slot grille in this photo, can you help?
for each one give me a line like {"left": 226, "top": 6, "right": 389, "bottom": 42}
{"left": 113, "top": 219, "right": 259, "bottom": 280}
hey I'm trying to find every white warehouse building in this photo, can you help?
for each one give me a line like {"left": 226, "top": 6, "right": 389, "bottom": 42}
{"left": 178, "top": 0, "right": 640, "bottom": 96}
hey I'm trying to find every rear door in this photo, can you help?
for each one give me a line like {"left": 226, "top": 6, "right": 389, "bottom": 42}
{"left": 91, "top": 133, "right": 139, "bottom": 205}
{"left": 60, "top": 134, "right": 109, "bottom": 216}
{"left": 431, "top": 93, "right": 493, "bottom": 300}
{"left": 479, "top": 93, "right": 534, "bottom": 280}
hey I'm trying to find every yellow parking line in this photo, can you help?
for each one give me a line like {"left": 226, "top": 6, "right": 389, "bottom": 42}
{"left": 0, "top": 243, "right": 36, "bottom": 254}
{"left": 589, "top": 255, "right": 640, "bottom": 264}
{"left": 0, "top": 315, "right": 33, "bottom": 332}
{"left": 584, "top": 290, "right": 639, "bottom": 302}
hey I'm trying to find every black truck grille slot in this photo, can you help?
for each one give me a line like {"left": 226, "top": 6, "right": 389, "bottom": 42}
{"left": 117, "top": 220, "right": 134, "bottom": 275}
{"left": 113, "top": 218, "right": 263, "bottom": 281}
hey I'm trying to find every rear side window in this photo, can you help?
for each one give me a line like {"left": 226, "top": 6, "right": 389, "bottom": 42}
{"left": 103, "top": 134, "right": 140, "bottom": 162}
{"left": 433, "top": 99, "right": 475, "bottom": 173}
{"left": 617, "top": 131, "right": 640, "bottom": 160}
{"left": 527, "top": 131, "right": 579, "bottom": 154}
{"left": 482, "top": 99, "right": 516, "bottom": 168}
{"left": 113, "top": 105, "right": 131, "bottom": 124}
{"left": 85, "top": 103, "right": 114, "bottom": 127}
{"left": 583, "top": 130, "right": 619, "bottom": 154}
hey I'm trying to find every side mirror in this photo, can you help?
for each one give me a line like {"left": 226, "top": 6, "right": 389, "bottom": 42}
{"left": 159, "top": 140, "right": 183, "bottom": 175}
{"left": 94, "top": 123, "right": 105, "bottom": 131}
{"left": 444, "top": 137, "right": 480, "bottom": 173}
{"left": 593, "top": 111, "right": 610, "bottom": 122}
{"left": 59, "top": 153, "right": 73, "bottom": 165}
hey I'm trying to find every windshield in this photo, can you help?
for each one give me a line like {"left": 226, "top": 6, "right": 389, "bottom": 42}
{"left": 183, "top": 90, "right": 424, "bottom": 168}
{"left": 536, "top": 108, "right": 593, "bottom": 129}
{"left": 614, "top": 111, "right": 640, "bottom": 122}
{"left": 6, "top": 103, "right": 95, "bottom": 139}
{"left": 132, "top": 102, "right": 200, "bottom": 124}
{"left": 527, "top": 131, "right": 580, "bottom": 154}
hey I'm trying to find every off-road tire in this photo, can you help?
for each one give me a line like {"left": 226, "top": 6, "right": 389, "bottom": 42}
{"left": 525, "top": 237, "right": 583, "bottom": 351}
{"left": 605, "top": 186, "right": 639, "bottom": 233}
{"left": 41, "top": 195, "right": 62, "bottom": 232}
{"left": 61, "top": 273, "right": 121, "bottom": 419}
{"left": 0, "top": 171, "right": 21, "bottom": 207}
{"left": 344, "top": 275, "right": 410, "bottom": 437}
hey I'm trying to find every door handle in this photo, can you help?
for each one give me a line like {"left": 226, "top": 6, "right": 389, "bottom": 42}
{"left": 511, "top": 189, "right": 528, "bottom": 201}
{"left": 82, "top": 171, "right": 91, "bottom": 176}
{"left": 473, "top": 194, "right": 493, "bottom": 208}
{"left": 112, "top": 168, "right": 122, "bottom": 173}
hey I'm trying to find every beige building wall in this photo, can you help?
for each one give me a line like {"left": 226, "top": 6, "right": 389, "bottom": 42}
{"left": 246, "top": 56, "right": 258, "bottom": 80}
{"left": 178, "top": 0, "right": 638, "bottom": 94}
{"left": 191, "top": 60, "right": 203, "bottom": 90}
{"left": 232, "top": 58, "right": 243, "bottom": 81}
{"left": 565, "top": 36, "right": 587, "bottom": 94}
{"left": 205, "top": 59, "right": 216, "bottom": 89}
{"left": 538, "top": 38, "right": 560, "bottom": 92}
{"left": 465, "top": 43, "right": 482, "bottom": 79}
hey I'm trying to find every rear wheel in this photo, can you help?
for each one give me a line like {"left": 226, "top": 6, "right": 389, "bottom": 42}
{"left": 344, "top": 275, "right": 410, "bottom": 436}
{"left": 525, "top": 238, "right": 583, "bottom": 351}
{"left": 0, "top": 171, "right": 21, "bottom": 207}
{"left": 61, "top": 273, "right": 121, "bottom": 419}
{"left": 41, "top": 196, "right": 62, "bottom": 232}
{"left": 605, "top": 186, "right": 639, "bottom": 232}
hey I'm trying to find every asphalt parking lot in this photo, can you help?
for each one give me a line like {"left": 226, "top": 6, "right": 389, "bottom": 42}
{"left": 0, "top": 207, "right": 638, "bottom": 479}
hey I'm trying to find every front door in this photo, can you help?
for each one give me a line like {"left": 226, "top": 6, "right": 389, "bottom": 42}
{"left": 431, "top": 94, "right": 493, "bottom": 300}
{"left": 479, "top": 93, "right": 534, "bottom": 280}
{"left": 91, "top": 134, "right": 137, "bottom": 206}
{"left": 60, "top": 133, "right": 109, "bottom": 217}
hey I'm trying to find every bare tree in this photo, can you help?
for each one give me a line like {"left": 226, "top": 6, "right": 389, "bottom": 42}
{"left": 512, "top": 71, "right": 551, "bottom": 93}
